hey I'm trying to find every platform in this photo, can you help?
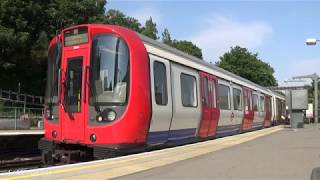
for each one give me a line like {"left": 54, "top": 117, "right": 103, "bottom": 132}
{"left": 0, "top": 125, "right": 289, "bottom": 179}
{"left": 0, "top": 130, "right": 44, "bottom": 136}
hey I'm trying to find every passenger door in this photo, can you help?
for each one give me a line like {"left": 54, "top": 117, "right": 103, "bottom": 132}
{"left": 198, "top": 73, "right": 220, "bottom": 138}
{"left": 217, "top": 80, "right": 233, "bottom": 133}
{"left": 241, "top": 87, "right": 254, "bottom": 131}
{"left": 231, "top": 85, "right": 244, "bottom": 128}
{"left": 252, "top": 92, "right": 263, "bottom": 128}
{"left": 264, "top": 96, "right": 272, "bottom": 127}
{"left": 259, "top": 95, "right": 266, "bottom": 127}
{"left": 61, "top": 49, "right": 88, "bottom": 142}
{"left": 198, "top": 72, "right": 211, "bottom": 138}
{"left": 147, "top": 55, "right": 172, "bottom": 144}
{"left": 207, "top": 77, "right": 220, "bottom": 137}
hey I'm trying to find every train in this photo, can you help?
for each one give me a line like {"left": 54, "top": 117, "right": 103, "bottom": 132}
{"left": 39, "top": 24, "right": 286, "bottom": 164}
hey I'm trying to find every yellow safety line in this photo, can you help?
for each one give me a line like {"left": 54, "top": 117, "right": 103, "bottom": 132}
{"left": 2, "top": 126, "right": 283, "bottom": 180}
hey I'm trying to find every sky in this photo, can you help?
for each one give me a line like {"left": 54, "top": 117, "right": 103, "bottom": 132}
{"left": 106, "top": 0, "right": 320, "bottom": 86}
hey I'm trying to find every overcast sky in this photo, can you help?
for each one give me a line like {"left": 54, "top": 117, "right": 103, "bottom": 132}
{"left": 107, "top": 1, "right": 320, "bottom": 86}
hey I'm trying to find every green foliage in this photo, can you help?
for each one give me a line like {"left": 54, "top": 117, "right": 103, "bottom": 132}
{"left": 104, "top": 9, "right": 142, "bottom": 32}
{"left": 0, "top": 1, "right": 203, "bottom": 96}
{"left": 0, "top": 0, "right": 107, "bottom": 95}
{"left": 160, "top": 28, "right": 203, "bottom": 59}
{"left": 304, "top": 82, "right": 320, "bottom": 104}
{"left": 45, "top": 0, "right": 107, "bottom": 31}
{"left": 141, "top": 17, "right": 158, "bottom": 40}
{"left": 216, "top": 46, "right": 277, "bottom": 87}
{"left": 161, "top": 28, "right": 172, "bottom": 45}
{"left": 172, "top": 40, "right": 203, "bottom": 59}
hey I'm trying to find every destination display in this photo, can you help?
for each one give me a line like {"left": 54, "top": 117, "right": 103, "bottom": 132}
{"left": 64, "top": 27, "right": 88, "bottom": 46}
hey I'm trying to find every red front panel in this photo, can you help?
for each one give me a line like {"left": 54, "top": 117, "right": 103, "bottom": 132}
{"left": 84, "top": 25, "right": 151, "bottom": 145}
{"left": 241, "top": 87, "right": 254, "bottom": 131}
{"left": 44, "top": 25, "right": 151, "bottom": 145}
{"left": 198, "top": 72, "right": 220, "bottom": 138}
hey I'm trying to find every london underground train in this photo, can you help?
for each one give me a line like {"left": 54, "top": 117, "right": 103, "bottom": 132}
{"left": 40, "top": 24, "right": 286, "bottom": 164}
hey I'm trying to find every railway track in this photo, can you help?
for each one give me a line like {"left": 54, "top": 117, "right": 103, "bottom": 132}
{"left": 0, "top": 156, "right": 42, "bottom": 173}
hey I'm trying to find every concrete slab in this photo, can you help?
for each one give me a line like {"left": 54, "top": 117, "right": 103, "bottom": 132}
{"left": 0, "top": 126, "right": 283, "bottom": 180}
{"left": 119, "top": 125, "right": 320, "bottom": 179}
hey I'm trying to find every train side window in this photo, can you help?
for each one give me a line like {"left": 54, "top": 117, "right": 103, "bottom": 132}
{"left": 154, "top": 61, "right": 168, "bottom": 105}
{"left": 219, "top": 84, "right": 230, "bottom": 110}
{"left": 203, "top": 77, "right": 209, "bottom": 107}
{"left": 260, "top": 96, "right": 265, "bottom": 112}
{"left": 233, "top": 88, "right": 242, "bottom": 110}
{"left": 252, "top": 94, "right": 259, "bottom": 111}
{"left": 181, "top": 73, "right": 197, "bottom": 107}
{"left": 212, "top": 80, "right": 217, "bottom": 108}
{"left": 244, "top": 90, "right": 248, "bottom": 111}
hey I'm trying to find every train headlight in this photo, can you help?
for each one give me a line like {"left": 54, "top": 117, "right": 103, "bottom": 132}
{"left": 96, "top": 115, "right": 103, "bottom": 122}
{"left": 107, "top": 110, "right": 116, "bottom": 121}
{"left": 52, "top": 130, "right": 57, "bottom": 138}
{"left": 90, "top": 133, "right": 97, "bottom": 142}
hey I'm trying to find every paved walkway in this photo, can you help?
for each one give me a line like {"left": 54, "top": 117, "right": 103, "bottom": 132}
{"left": 119, "top": 125, "right": 320, "bottom": 179}
{"left": 3, "top": 125, "right": 320, "bottom": 179}
{"left": 1, "top": 126, "right": 282, "bottom": 179}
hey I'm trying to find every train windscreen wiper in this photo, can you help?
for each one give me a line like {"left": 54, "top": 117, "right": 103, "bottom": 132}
{"left": 88, "top": 67, "right": 101, "bottom": 114}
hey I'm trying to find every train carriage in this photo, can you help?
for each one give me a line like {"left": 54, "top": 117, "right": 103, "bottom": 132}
{"left": 40, "top": 24, "right": 286, "bottom": 164}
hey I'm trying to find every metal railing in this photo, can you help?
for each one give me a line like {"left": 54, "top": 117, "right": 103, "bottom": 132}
{"left": 0, "top": 89, "right": 44, "bottom": 130}
{"left": 0, "top": 89, "right": 44, "bottom": 106}
{"left": 0, "top": 107, "right": 44, "bottom": 130}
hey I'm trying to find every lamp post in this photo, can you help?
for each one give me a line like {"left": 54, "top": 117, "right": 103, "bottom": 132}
{"left": 305, "top": 38, "right": 320, "bottom": 123}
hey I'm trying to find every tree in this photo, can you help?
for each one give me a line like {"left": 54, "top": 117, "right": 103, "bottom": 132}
{"left": 104, "top": 9, "right": 142, "bottom": 32}
{"left": 172, "top": 40, "right": 203, "bottom": 59}
{"left": 162, "top": 28, "right": 172, "bottom": 45}
{"left": 141, "top": 17, "right": 158, "bottom": 40}
{"left": 0, "top": 0, "right": 107, "bottom": 95}
{"left": 216, "top": 46, "right": 277, "bottom": 87}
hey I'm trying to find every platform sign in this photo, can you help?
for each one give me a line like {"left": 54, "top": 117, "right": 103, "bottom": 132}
{"left": 306, "top": 103, "right": 313, "bottom": 118}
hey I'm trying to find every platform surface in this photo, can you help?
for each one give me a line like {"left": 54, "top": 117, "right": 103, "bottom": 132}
{"left": 119, "top": 125, "right": 320, "bottom": 179}
{"left": 0, "top": 126, "right": 287, "bottom": 180}
{"left": 0, "top": 129, "right": 44, "bottom": 136}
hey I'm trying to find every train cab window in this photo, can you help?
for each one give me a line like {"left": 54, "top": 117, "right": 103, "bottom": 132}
{"left": 90, "top": 34, "right": 129, "bottom": 105}
{"left": 154, "top": 61, "right": 168, "bottom": 105}
{"left": 219, "top": 84, "right": 230, "bottom": 110}
{"left": 260, "top": 96, "right": 265, "bottom": 112}
{"left": 203, "top": 77, "right": 209, "bottom": 107}
{"left": 181, "top": 73, "right": 197, "bottom": 107}
{"left": 252, "top": 94, "right": 259, "bottom": 111}
{"left": 45, "top": 42, "right": 62, "bottom": 104}
{"left": 233, "top": 88, "right": 242, "bottom": 111}
{"left": 212, "top": 80, "right": 217, "bottom": 108}
{"left": 64, "top": 58, "right": 83, "bottom": 113}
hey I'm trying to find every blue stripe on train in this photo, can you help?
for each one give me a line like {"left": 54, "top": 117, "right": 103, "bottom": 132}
{"left": 216, "top": 124, "right": 241, "bottom": 138}
{"left": 147, "top": 128, "right": 196, "bottom": 144}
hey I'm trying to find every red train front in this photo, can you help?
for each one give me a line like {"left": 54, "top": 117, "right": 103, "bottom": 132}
{"left": 40, "top": 24, "right": 151, "bottom": 163}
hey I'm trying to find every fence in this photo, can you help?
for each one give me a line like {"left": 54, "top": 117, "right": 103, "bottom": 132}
{"left": 0, "top": 89, "right": 44, "bottom": 106}
{"left": 0, "top": 107, "right": 44, "bottom": 130}
{"left": 0, "top": 89, "right": 44, "bottom": 130}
